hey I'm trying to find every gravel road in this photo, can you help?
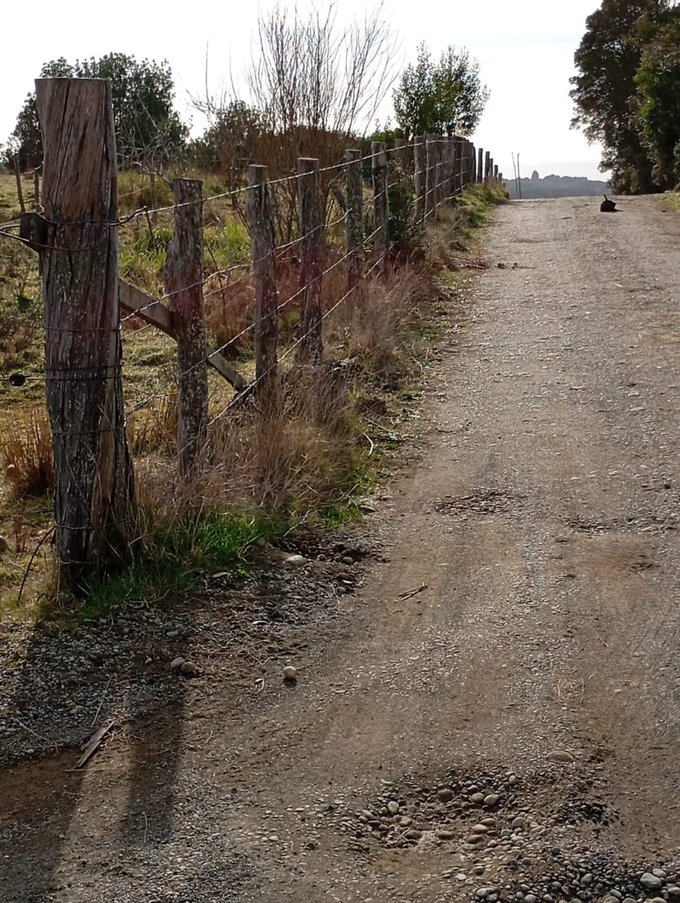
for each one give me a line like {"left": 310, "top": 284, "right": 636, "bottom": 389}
{"left": 1, "top": 196, "right": 679, "bottom": 902}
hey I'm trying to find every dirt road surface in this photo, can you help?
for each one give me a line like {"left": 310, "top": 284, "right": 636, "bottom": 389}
{"left": 1, "top": 196, "right": 679, "bottom": 902}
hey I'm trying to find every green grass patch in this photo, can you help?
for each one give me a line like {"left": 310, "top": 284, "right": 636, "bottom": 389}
{"left": 72, "top": 510, "right": 290, "bottom": 622}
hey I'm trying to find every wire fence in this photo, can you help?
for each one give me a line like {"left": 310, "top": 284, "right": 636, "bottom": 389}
{"left": 0, "top": 77, "right": 504, "bottom": 585}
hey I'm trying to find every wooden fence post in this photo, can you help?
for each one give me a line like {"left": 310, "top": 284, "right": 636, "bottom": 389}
{"left": 485, "top": 151, "right": 491, "bottom": 184}
{"left": 164, "top": 179, "right": 209, "bottom": 476}
{"left": 465, "top": 143, "right": 473, "bottom": 187}
{"left": 372, "top": 141, "right": 388, "bottom": 268}
{"left": 394, "top": 137, "right": 409, "bottom": 176}
{"left": 248, "top": 164, "right": 278, "bottom": 389}
{"left": 13, "top": 155, "right": 26, "bottom": 214}
{"left": 425, "top": 134, "right": 437, "bottom": 217}
{"left": 32, "top": 168, "right": 40, "bottom": 211}
{"left": 345, "top": 148, "right": 363, "bottom": 292}
{"left": 297, "top": 157, "right": 323, "bottom": 362}
{"left": 34, "top": 77, "right": 136, "bottom": 590}
{"left": 445, "top": 138, "right": 455, "bottom": 201}
{"left": 477, "top": 147, "right": 484, "bottom": 183}
{"left": 414, "top": 136, "right": 426, "bottom": 223}
{"left": 435, "top": 161, "right": 443, "bottom": 215}
{"left": 494, "top": 164, "right": 499, "bottom": 181}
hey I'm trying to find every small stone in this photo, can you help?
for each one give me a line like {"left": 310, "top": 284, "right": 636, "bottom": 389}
{"left": 471, "top": 792, "right": 486, "bottom": 804}
{"left": 581, "top": 874, "right": 593, "bottom": 887}
{"left": 284, "top": 554, "right": 307, "bottom": 566}
{"left": 483, "top": 793, "right": 500, "bottom": 807}
{"left": 437, "top": 788, "right": 454, "bottom": 803}
{"left": 525, "top": 896, "right": 537, "bottom": 903}
{"left": 283, "top": 666, "right": 298, "bottom": 681}
{"left": 170, "top": 657, "right": 185, "bottom": 671}
{"left": 652, "top": 871, "right": 667, "bottom": 880}
{"left": 641, "top": 874, "right": 664, "bottom": 892}
{"left": 180, "top": 661, "right": 198, "bottom": 676}
{"left": 436, "top": 828, "right": 455, "bottom": 840}
{"left": 666, "top": 887, "right": 680, "bottom": 901}
{"left": 547, "top": 749, "right": 574, "bottom": 763}
{"left": 387, "top": 801, "right": 400, "bottom": 815}
{"left": 512, "top": 816, "right": 527, "bottom": 829}
{"left": 472, "top": 824, "right": 488, "bottom": 834}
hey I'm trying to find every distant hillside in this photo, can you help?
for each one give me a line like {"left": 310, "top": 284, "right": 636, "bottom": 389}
{"left": 505, "top": 171, "right": 611, "bottom": 199}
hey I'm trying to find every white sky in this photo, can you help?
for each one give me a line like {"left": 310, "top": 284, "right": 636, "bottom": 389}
{"left": 3, "top": 0, "right": 607, "bottom": 181}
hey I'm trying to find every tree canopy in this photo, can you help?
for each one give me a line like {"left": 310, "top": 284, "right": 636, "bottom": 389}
{"left": 7, "top": 53, "right": 187, "bottom": 170}
{"left": 570, "top": 0, "right": 680, "bottom": 192}
{"left": 392, "top": 43, "right": 488, "bottom": 137}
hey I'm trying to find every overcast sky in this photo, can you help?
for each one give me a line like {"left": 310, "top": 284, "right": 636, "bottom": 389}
{"left": 2, "top": 0, "right": 607, "bottom": 181}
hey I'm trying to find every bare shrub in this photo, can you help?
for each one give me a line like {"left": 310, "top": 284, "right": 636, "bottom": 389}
{"left": 0, "top": 412, "right": 54, "bottom": 498}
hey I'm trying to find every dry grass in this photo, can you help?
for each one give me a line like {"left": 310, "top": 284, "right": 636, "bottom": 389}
{"left": 0, "top": 411, "right": 54, "bottom": 499}
{"left": 135, "top": 363, "right": 359, "bottom": 528}
{"left": 128, "top": 390, "right": 179, "bottom": 456}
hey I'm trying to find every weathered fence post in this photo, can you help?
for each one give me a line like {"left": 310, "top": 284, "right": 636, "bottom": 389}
{"left": 414, "top": 136, "right": 426, "bottom": 223}
{"left": 394, "top": 137, "right": 409, "bottom": 176}
{"left": 465, "top": 143, "right": 472, "bottom": 187}
{"left": 13, "top": 155, "right": 26, "bottom": 214}
{"left": 494, "top": 164, "right": 499, "bottom": 182}
{"left": 477, "top": 147, "right": 484, "bottom": 183}
{"left": 164, "top": 179, "right": 209, "bottom": 476}
{"left": 435, "top": 160, "right": 444, "bottom": 216}
{"left": 32, "top": 168, "right": 40, "bottom": 211}
{"left": 248, "top": 164, "right": 278, "bottom": 390}
{"left": 485, "top": 151, "right": 491, "bottom": 184}
{"left": 297, "top": 157, "right": 323, "bottom": 362}
{"left": 425, "top": 134, "right": 437, "bottom": 218}
{"left": 372, "top": 141, "right": 388, "bottom": 270}
{"left": 33, "top": 77, "right": 136, "bottom": 590}
{"left": 345, "top": 148, "right": 363, "bottom": 292}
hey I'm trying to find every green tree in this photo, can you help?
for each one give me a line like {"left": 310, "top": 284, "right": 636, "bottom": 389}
{"left": 635, "top": 19, "right": 680, "bottom": 188}
{"left": 7, "top": 54, "right": 187, "bottom": 170}
{"left": 570, "top": 0, "right": 673, "bottom": 192}
{"left": 393, "top": 43, "right": 488, "bottom": 137}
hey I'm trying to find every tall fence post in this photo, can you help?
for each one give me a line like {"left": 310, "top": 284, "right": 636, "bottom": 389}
{"left": 477, "top": 147, "right": 484, "bottom": 183}
{"left": 372, "top": 141, "right": 388, "bottom": 270}
{"left": 394, "top": 137, "right": 409, "bottom": 176}
{"left": 33, "top": 77, "right": 136, "bottom": 590}
{"left": 414, "top": 135, "right": 426, "bottom": 223}
{"left": 248, "top": 164, "right": 278, "bottom": 390}
{"left": 445, "top": 138, "right": 455, "bottom": 201}
{"left": 164, "top": 178, "right": 209, "bottom": 476}
{"left": 297, "top": 157, "right": 323, "bottom": 363}
{"left": 425, "top": 134, "right": 437, "bottom": 218}
{"left": 494, "top": 164, "right": 499, "bottom": 182}
{"left": 485, "top": 151, "right": 491, "bottom": 185}
{"left": 345, "top": 148, "right": 364, "bottom": 292}
{"left": 461, "top": 141, "right": 470, "bottom": 188}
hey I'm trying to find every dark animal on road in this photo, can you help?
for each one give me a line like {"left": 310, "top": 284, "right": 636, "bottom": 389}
{"left": 600, "top": 195, "right": 617, "bottom": 213}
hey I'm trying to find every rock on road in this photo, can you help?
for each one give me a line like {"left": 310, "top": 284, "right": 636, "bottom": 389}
{"left": 1, "top": 196, "right": 679, "bottom": 901}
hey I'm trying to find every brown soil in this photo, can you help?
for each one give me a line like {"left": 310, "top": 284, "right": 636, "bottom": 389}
{"left": 1, "top": 196, "right": 679, "bottom": 902}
